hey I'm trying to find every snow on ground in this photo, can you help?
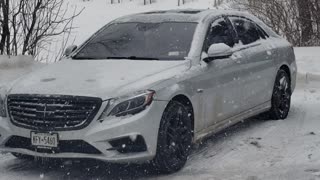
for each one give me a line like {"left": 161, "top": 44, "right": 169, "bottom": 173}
{"left": 295, "top": 47, "right": 320, "bottom": 83}
{"left": 295, "top": 47, "right": 320, "bottom": 75}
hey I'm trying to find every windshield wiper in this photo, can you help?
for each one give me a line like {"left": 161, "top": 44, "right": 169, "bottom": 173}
{"left": 106, "top": 56, "right": 159, "bottom": 60}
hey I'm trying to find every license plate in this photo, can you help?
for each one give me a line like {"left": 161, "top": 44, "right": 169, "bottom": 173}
{"left": 31, "top": 132, "right": 58, "bottom": 148}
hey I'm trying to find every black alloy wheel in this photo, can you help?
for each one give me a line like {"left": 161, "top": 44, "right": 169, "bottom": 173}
{"left": 152, "top": 101, "right": 192, "bottom": 173}
{"left": 269, "top": 69, "right": 291, "bottom": 120}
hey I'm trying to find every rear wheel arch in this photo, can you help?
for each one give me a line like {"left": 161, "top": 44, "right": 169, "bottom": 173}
{"left": 280, "top": 65, "right": 291, "bottom": 83}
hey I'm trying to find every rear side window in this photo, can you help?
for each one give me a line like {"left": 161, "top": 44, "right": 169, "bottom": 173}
{"left": 229, "top": 17, "right": 266, "bottom": 45}
{"left": 256, "top": 24, "right": 269, "bottom": 39}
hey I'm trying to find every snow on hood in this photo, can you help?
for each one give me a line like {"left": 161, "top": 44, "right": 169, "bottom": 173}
{"left": 8, "top": 59, "right": 189, "bottom": 99}
{"left": 0, "top": 55, "right": 45, "bottom": 87}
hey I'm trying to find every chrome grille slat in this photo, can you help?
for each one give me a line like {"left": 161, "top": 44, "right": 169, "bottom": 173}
{"left": 7, "top": 94, "right": 102, "bottom": 131}
{"left": 11, "top": 112, "right": 88, "bottom": 121}
{"left": 11, "top": 111, "right": 37, "bottom": 118}
{"left": 10, "top": 106, "right": 37, "bottom": 112}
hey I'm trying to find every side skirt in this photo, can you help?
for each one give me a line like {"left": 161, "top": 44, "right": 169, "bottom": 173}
{"left": 194, "top": 101, "right": 271, "bottom": 142}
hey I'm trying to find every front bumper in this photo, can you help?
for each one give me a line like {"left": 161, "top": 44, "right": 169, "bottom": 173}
{"left": 0, "top": 100, "right": 167, "bottom": 163}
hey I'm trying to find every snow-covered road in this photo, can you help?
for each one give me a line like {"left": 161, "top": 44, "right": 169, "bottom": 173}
{"left": 0, "top": 80, "right": 319, "bottom": 180}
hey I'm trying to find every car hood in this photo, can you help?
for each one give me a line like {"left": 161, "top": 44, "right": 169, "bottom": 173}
{"left": 9, "top": 59, "right": 190, "bottom": 99}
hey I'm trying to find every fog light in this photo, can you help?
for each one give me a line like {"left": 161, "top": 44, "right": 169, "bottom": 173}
{"left": 107, "top": 135, "right": 147, "bottom": 153}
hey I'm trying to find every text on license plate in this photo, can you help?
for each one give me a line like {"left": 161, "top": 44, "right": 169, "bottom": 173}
{"left": 31, "top": 132, "right": 58, "bottom": 148}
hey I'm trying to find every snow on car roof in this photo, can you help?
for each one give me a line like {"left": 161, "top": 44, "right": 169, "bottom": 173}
{"left": 111, "top": 9, "right": 279, "bottom": 38}
{"left": 113, "top": 9, "right": 252, "bottom": 23}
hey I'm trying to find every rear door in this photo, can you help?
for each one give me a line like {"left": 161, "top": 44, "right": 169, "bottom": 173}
{"left": 228, "top": 16, "right": 276, "bottom": 110}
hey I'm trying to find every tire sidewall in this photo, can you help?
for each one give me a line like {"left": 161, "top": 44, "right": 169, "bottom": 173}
{"left": 270, "top": 69, "right": 291, "bottom": 120}
{"left": 152, "top": 101, "right": 192, "bottom": 173}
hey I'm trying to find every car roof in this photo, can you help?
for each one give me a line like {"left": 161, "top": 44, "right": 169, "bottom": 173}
{"left": 113, "top": 9, "right": 250, "bottom": 23}
{"left": 111, "top": 9, "right": 279, "bottom": 38}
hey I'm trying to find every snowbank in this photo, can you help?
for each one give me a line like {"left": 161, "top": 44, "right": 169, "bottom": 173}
{"left": 0, "top": 55, "right": 36, "bottom": 69}
{"left": 294, "top": 47, "right": 320, "bottom": 83}
{"left": 0, "top": 56, "right": 45, "bottom": 87}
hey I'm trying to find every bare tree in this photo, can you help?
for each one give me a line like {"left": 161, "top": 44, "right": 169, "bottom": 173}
{"left": 178, "top": 0, "right": 185, "bottom": 6}
{"left": 307, "top": 0, "right": 320, "bottom": 45}
{"left": 214, "top": 0, "right": 224, "bottom": 7}
{"left": 297, "top": 0, "right": 313, "bottom": 45}
{"left": 0, "top": 0, "right": 83, "bottom": 60}
{"left": 110, "top": 0, "right": 121, "bottom": 4}
{"left": 233, "top": 0, "right": 320, "bottom": 46}
{"left": 0, "top": 0, "right": 10, "bottom": 55}
{"left": 143, "top": 0, "right": 154, "bottom": 5}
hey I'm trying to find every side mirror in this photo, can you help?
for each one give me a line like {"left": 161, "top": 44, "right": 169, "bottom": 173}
{"left": 204, "top": 43, "right": 233, "bottom": 63}
{"left": 64, "top": 45, "right": 77, "bottom": 57}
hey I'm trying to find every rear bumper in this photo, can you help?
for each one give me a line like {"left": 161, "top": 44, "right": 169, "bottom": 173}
{"left": 0, "top": 100, "right": 167, "bottom": 163}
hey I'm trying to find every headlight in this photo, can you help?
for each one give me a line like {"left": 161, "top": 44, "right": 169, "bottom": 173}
{"left": 0, "top": 88, "right": 7, "bottom": 117}
{"left": 100, "top": 90, "right": 155, "bottom": 119}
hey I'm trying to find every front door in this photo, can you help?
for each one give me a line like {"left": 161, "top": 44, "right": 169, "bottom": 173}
{"left": 192, "top": 17, "right": 247, "bottom": 130}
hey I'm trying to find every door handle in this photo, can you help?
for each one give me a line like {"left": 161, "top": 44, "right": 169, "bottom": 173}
{"left": 197, "top": 89, "right": 204, "bottom": 93}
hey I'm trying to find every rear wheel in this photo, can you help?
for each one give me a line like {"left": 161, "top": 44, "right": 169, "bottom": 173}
{"left": 268, "top": 69, "right": 291, "bottom": 120}
{"left": 152, "top": 101, "right": 192, "bottom": 173}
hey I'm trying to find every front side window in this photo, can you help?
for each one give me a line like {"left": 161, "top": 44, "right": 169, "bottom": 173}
{"left": 203, "top": 18, "right": 235, "bottom": 52}
{"left": 230, "top": 17, "right": 265, "bottom": 45}
{"left": 73, "top": 22, "right": 197, "bottom": 60}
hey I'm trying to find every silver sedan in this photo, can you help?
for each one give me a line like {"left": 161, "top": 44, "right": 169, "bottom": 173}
{"left": 0, "top": 9, "right": 297, "bottom": 173}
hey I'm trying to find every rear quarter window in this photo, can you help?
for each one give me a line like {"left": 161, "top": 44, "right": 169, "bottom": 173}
{"left": 229, "top": 17, "right": 268, "bottom": 45}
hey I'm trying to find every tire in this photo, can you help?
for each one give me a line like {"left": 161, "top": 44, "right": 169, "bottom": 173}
{"left": 268, "top": 69, "right": 291, "bottom": 120}
{"left": 152, "top": 101, "right": 193, "bottom": 173}
{"left": 11, "top": 152, "right": 34, "bottom": 160}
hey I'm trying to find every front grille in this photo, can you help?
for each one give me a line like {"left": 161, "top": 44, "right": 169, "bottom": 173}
{"left": 7, "top": 94, "right": 102, "bottom": 131}
{"left": 5, "top": 136, "right": 102, "bottom": 154}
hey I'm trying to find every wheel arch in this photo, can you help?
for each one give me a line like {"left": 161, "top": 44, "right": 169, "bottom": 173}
{"left": 171, "top": 94, "right": 195, "bottom": 137}
{"left": 279, "top": 64, "right": 291, "bottom": 83}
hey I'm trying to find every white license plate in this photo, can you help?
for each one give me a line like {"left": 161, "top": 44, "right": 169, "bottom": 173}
{"left": 31, "top": 132, "right": 58, "bottom": 148}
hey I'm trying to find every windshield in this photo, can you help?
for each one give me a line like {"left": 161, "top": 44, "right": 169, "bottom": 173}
{"left": 72, "top": 22, "right": 197, "bottom": 60}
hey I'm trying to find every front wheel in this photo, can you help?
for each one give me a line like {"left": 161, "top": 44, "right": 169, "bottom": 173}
{"left": 152, "top": 101, "right": 193, "bottom": 173}
{"left": 268, "top": 69, "right": 291, "bottom": 120}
